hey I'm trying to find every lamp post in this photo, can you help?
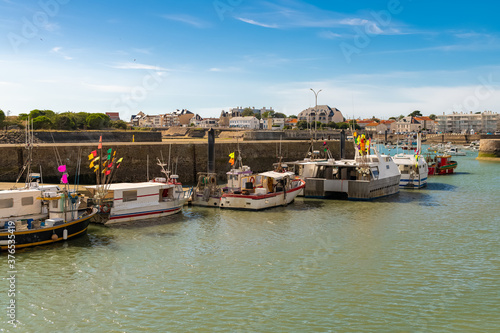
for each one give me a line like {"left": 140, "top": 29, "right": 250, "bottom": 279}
{"left": 310, "top": 88, "right": 322, "bottom": 136}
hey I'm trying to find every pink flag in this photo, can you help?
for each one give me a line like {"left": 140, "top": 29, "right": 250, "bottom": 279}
{"left": 61, "top": 174, "right": 68, "bottom": 184}
{"left": 58, "top": 165, "right": 66, "bottom": 173}
{"left": 105, "top": 170, "right": 111, "bottom": 176}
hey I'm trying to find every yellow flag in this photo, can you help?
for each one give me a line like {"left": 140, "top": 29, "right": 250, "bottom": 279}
{"left": 117, "top": 157, "right": 123, "bottom": 163}
{"left": 89, "top": 161, "right": 94, "bottom": 169}
{"left": 229, "top": 152, "right": 235, "bottom": 159}
{"left": 88, "top": 153, "right": 94, "bottom": 160}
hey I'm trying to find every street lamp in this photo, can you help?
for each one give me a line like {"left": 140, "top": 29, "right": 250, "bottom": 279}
{"left": 310, "top": 88, "right": 322, "bottom": 135}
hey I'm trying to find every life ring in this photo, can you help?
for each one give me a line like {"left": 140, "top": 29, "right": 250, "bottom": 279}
{"left": 210, "top": 176, "right": 216, "bottom": 184}
{"left": 249, "top": 176, "right": 255, "bottom": 183}
{"left": 101, "top": 204, "right": 110, "bottom": 213}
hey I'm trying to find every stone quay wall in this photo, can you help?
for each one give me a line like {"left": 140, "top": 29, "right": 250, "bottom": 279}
{"left": 0, "top": 130, "right": 161, "bottom": 144}
{"left": 478, "top": 139, "right": 500, "bottom": 159}
{"left": 0, "top": 140, "right": 354, "bottom": 185}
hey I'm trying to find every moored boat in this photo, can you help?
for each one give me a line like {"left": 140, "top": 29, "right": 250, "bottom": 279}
{"left": 302, "top": 133, "right": 400, "bottom": 200}
{"left": 85, "top": 182, "right": 187, "bottom": 225}
{"left": 219, "top": 170, "right": 305, "bottom": 210}
{"left": 392, "top": 134, "right": 428, "bottom": 188}
{"left": 427, "top": 154, "right": 457, "bottom": 175}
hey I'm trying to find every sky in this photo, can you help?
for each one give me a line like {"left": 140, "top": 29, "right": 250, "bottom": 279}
{"left": 1, "top": 0, "right": 500, "bottom": 121}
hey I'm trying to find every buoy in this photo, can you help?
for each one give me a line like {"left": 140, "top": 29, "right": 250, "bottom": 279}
{"left": 63, "top": 229, "right": 68, "bottom": 240}
{"left": 51, "top": 233, "right": 58, "bottom": 241}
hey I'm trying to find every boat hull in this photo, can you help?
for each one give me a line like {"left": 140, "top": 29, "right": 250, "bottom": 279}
{"left": 0, "top": 210, "right": 96, "bottom": 250}
{"left": 104, "top": 203, "right": 184, "bottom": 225}
{"left": 190, "top": 194, "right": 221, "bottom": 208}
{"left": 220, "top": 181, "right": 305, "bottom": 210}
{"left": 305, "top": 175, "right": 401, "bottom": 200}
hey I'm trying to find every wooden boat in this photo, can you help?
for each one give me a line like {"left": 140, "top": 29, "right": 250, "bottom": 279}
{"left": 219, "top": 170, "right": 305, "bottom": 210}
{"left": 427, "top": 154, "right": 457, "bottom": 175}
{"left": 0, "top": 188, "right": 97, "bottom": 250}
{"left": 0, "top": 118, "right": 96, "bottom": 250}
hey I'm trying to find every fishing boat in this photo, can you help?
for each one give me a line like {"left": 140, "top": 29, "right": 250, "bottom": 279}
{"left": 191, "top": 132, "right": 254, "bottom": 208}
{"left": 0, "top": 189, "right": 97, "bottom": 250}
{"left": 286, "top": 140, "right": 335, "bottom": 196}
{"left": 0, "top": 119, "right": 97, "bottom": 250}
{"left": 392, "top": 134, "right": 428, "bottom": 188}
{"left": 427, "top": 154, "right": 457, "bottom": 175}
{"left": 85, "top": 182, "right": 188, "bottom": 225}
{"left": 219, "top": 166, "right": 306, "bottom": 211}
{"left": 84, "top": 142, "right": 190, "bottom": 225}
{"left": 302, "top": 133, "right": 400, "bottom": 200}
{"left": 444, "top": 147, "right": 466, "bottom": 156}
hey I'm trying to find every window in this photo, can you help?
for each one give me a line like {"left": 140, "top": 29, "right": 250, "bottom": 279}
{"left": 123, "top": 190, "right": 137, "bottom": 202}
{"left": 0, "top": 198, "right": 14, "bottom": 209}
{"left": 21, "top": 196, "right": 34, "bottom": 206}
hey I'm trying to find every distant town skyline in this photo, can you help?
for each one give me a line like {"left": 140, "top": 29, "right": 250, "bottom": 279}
{"left": 1, "top": 1, "right": 500, "bottom": 120}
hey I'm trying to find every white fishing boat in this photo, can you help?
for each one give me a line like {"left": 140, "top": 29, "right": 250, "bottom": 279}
{"left": 302, "top": 133, "right": 400, "bottom": 200}
{"left": 444, "top": 147, "right": 466, "bottom": 156}
{"left": 219, "top": 170, "right": 305, "bottom": 210}
{"left": 191, "top": 135, "right": 253, "bottom": 208}
{"left": 392, "top": 134, "right": 428, "bottom": 189}
{"left": 286, "top": 140, "right": 335, "bottom": 196}
{"left": 85, "top": 181, "right": 188, "bottom": 225}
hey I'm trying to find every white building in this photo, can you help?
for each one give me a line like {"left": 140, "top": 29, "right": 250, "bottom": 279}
{"left": 436, "top": 111, "right": 498, "bottom": 133}
{"left": 229, "top": 116, "right": 260, "bottom": 129}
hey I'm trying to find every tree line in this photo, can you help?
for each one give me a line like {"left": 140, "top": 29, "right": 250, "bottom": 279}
{"left": 0, "top": 109, "right": 128, "bottom": 130}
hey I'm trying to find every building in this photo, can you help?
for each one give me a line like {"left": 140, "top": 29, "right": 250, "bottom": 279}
{"left": 436, "top": 111, "right": 498, "bottom": 134}
{"left": 229, "top": 116, "right": 260, "bottom": 129}
{"left": 297, "top": 105, "right": 344, "bottom": 125}
{"left": 414, "top": 117, "right": 436, "bottom": 133}
{"left": 106, "top": 112, "right": 120, "bottom": 121}
{"left": 393, "top": 116, "right": 425, "bottom": 133}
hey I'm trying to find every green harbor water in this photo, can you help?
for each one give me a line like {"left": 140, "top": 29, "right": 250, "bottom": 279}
{"left": 1, "top": 149, "right": 499, "bottom": 332}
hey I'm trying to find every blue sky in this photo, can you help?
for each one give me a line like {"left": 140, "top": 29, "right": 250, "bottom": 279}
{"left": 1, "top": 0, "right": 499, "bottom": 120}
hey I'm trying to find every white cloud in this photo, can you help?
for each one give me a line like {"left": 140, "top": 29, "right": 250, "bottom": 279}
{"left": 82, "top": 83, "right": 132, "bottom": 93}
{"left": 161, "top": 14, "right": 209, "bottom": 28}
{"left": 235, "top": 17, "right": 278, "bottom": 28}
{"left": 51, "top": 46, "right": 72, "bottom": 60}
{"left": 111, "top": 62, "right": 168, "bottom": 71}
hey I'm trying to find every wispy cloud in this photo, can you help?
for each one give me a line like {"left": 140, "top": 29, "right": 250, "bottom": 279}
{"left": 111, "top": 62, "right": 168, "bottom": 71}
{"left": 208, "top": 66, "right": 242, "bottom": 73}
{"left": 161, "top": 14, "right": 209, "bottom": 28}
{"left": 51, "top": 47, "right": 72, "bottom": 60}
{"left": 83, "top": 83, "right": 132, "bottom": 93}
{"left": 235, "top": 17, "right": 278, "bottom": 29}
{"left": 232, "top": 1, "right": 411, "bottom": 36}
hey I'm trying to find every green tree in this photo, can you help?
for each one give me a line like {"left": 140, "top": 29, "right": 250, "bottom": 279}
{"left": 74, "top": 112, "right": 90, "bottom": 129}
{"left": 0, "top": 109, "right": 5, "bottom": 128}
{"left": 429, "top": 114, "right": 436, "bottom": 120}
{"left": 18, "top": 113, "right": 29, "bottom": 121}
{"left": 86, "top": 113, "right": 110, "bottom": 129}
{"left": 337, "top": 122, "right": 349, "bottom": 129}
{"left": 371, "top": 116, "right": 380, "bottom": 122}
{"left": 242, "top": 108, "right": 255, "bottom": 117}
{"left": 274, "top": 112, "right": 286, "bottom": 118}
{"left": 408, "top": 110, "right": 422, "bottom": 117}
{"left": 54, "top": 113, "right": 76, "bottom": 130}
{"left": 111, "top": 120, "right": 128, "bottom": 130}
{"left": 297, "top": 120, "right": 308, "bottom": 130}
{"left": 326, "top": 121, "right": 337, "bottom": 129}
{"left": 389, "top": 116, "right": 397, "bottom": 120}
{"left": 262, "top": 110, "right": 275, "bottom": 118}
{"left": 32, "top": 116, "right": 53, "bottom": 129}
{"left": 289, "top": 115, "right": 297, "bottom": 119}
{"left": 29, "top": 109, "right": 55, "bottom": 120}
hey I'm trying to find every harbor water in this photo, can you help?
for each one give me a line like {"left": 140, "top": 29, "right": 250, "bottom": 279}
{"left": 1, "top": 148, "right": 499, "bottom": 332}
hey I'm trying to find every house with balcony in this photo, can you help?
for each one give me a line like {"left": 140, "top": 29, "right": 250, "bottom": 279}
{"left": 297, "top": 105, "right": 344, "bottom": 124}
{"left": 229, "top": 116, "right": 260, "bottom": 129}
